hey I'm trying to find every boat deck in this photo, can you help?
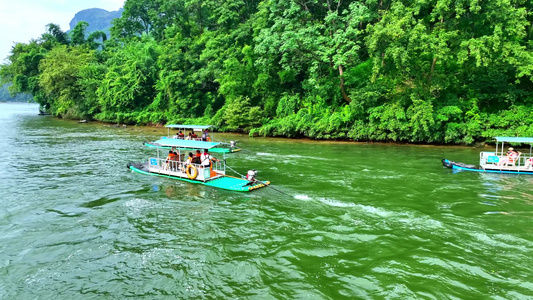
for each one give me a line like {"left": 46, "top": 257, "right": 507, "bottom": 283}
{"left": 127, "top": 162, "right": 269, "bottom": 192}
{"left": 204, "top": 176, "right": 269, "bottom": 191}
{"left": 483, "top": 165, "right": 533, "bottom": 172}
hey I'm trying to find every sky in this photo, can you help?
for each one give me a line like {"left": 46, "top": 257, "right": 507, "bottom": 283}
{"left": 0, "top": 0, "right": 125, "bottom": 63}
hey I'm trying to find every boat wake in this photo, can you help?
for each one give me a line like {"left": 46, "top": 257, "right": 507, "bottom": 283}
{"left": 294, "top": 194, "right": 311, "bottom": 200}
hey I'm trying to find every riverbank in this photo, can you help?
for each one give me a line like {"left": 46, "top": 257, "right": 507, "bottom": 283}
{"left": 68, "top": 116, "right": 491, "bottom": 150}
{"left": 11, "top": 102, "right": 506, "bottom": 149}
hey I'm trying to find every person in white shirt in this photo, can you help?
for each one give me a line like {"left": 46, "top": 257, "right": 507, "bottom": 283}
{"left": 200, "top": 149, "right": 219, "bottom": 168}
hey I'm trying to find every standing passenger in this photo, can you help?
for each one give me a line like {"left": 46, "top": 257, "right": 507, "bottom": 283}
{"left": 201, "top": 129, "right": 210, "bottom": 141}
{"left": 201, "top": 149, "right": 219, "bottom": 168}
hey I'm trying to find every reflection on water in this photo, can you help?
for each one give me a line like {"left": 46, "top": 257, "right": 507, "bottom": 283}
{"left": 1, "top": 103, "right": 533, "bottom": 298}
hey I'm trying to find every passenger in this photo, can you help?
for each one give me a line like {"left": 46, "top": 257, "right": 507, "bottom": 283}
{"left": 186, "top": 132, "right": 192, "bottom": 140}
{"left": 201, "top": 129, "right": 209, "bottom": 141}
{"left": 182, "top": 152, "right": 194, "bottom": 173}
{"left": 178, "top": 131, "right": 185, "bottom": 139}
{"left": 186, "top": 152, "right": 194, "bottom": 165}
{"left": 191, "top": 132, "right": 198, "bottom": 139}
{"left": 498, "top": 147, "right": 520, "bottom": 166}
{"left": 192, "top": 150, "right": 202, "bottom": 164}
{"left": 200, "top": 149, "right": 219, "bottom": 168}
{"left": 166, "top": 151, "right": 176, "bottom": 170}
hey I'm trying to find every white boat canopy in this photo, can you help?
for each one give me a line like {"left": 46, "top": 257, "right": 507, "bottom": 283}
{"left": 148, "top": 139, "right": 221, "bottom": 149}
{"left": 495, "top": 137, "right": 533, "bottom": 143}
{"left": 165, "top": 124, "right": 213, "bottom": 130}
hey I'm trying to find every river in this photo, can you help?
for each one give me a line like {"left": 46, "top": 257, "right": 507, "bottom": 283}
{"left": 1, "top": 103, "right": 532, "bottom": 299}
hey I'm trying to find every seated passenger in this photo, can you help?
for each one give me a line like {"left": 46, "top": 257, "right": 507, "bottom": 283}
{"left": 179, "top": 152, "right": 193, "bottom": 173}
{"left": 186, "top": 152, "right": 194, "bottom": 165}
{"left": 192, "top": 150, "right": 202, "bottom": 164}
{"left": 166, "top": 151, "right": 176, "bottom": 169}
{"left": 498, "top": 147, "right": 520, "bottom": 166}
{"left": 186, "top": 132, "right": 192, "bottom": 140}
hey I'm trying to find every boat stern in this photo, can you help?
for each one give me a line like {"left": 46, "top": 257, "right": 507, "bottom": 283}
{"left": 248, "top": 181, "right": 270, "bottom": 191}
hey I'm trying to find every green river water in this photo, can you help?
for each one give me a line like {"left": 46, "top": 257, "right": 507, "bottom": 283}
{"left": 1, "top": 103, "right": 532, "bottom": 299}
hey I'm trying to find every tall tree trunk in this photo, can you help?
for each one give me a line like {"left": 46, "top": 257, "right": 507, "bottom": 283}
{"left": 338, "top": 64, "right": 351, "bottom": 103}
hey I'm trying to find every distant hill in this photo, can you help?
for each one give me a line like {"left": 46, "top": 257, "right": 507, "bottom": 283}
{"left": 0, "top": 83, "right": 33, "bottom": 102}
{"left": 68, "top": 8, "right": 123, "bottom": 37}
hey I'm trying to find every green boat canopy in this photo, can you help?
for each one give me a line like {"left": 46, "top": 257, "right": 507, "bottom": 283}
{"left": 165, "top": 124, "right": 213, "bottom": 130}
{"left": 495, "top": 137, "right": 533, "bottom": 143}
{"left": 148, "top": 139, "right": 221, "bottom": 149}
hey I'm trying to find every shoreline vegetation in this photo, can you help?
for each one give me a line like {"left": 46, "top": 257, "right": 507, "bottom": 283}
{"left": 1, "top": 0, "right": 532, "bottom": 145}
{"left": 60, "top": 114, "right": 490, "bottom": 149}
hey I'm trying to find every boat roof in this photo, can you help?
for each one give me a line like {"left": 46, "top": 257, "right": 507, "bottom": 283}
{"left": 148, "top": 139, "right": 221, "bottom": 149}
{"left": 165, "top": 124, "right": 212, "bottom": 130}
{"left": 495, "top": 137, "right": 533, "bottom": 143}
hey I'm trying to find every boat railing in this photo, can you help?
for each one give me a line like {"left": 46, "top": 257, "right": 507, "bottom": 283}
{"left": 480, "top": 152, "right": 533, "bottom": 168}
{"left": 168, "top": 136, "right": 205, "bottom": 141}
{"left": 147, "top": 157, "right": 225, "bottom": 179}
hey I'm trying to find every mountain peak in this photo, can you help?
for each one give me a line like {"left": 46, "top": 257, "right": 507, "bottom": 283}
{"left": 68, "top": 8, "right": 123, "bottom": 35}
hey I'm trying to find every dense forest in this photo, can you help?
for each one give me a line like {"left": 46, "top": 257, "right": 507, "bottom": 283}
{"left": 1, "top": 0, "right": 532, "bottom": 144}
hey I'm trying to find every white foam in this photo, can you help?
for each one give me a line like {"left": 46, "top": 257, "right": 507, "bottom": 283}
{"left": 256, "top": 152, "right": 275, "bottom": 156}
{"left": 318, "top": 197, "right": 357, "bottom": 208}
{"left": 294, "top": 194, "right": 311, "bottom": 200}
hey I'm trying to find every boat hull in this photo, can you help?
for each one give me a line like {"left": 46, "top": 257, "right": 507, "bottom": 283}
{"left": 442, "top": 159, "right": 533, "bottom": 175}
{"left": 127, "top": 162, "right": 269, "bottom": 192}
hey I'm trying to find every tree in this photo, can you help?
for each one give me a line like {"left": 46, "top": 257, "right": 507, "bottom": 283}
{"left": 97, "top": 36, "right": 160, "bottom": 121}
{"left": 41, "top": 23, "right": 69, "bottom": 45}
{"left": 39, "top": 45, "right": 96, "bottom": 118}
{"left": 70, "top": 21, "right": 89, "bottom": 45}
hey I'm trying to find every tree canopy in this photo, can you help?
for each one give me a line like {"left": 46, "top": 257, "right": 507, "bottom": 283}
{"left": 1, "top": 0, "right": 532, "bottom": 143}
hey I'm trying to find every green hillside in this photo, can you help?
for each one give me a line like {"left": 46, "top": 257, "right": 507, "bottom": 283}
{"left": 1, "top": 0, "right": 532, "bottom": 144}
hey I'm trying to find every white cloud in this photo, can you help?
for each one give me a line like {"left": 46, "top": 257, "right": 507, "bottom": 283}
{"left": 0, "top": 0, "right": 125, "bottom": 63}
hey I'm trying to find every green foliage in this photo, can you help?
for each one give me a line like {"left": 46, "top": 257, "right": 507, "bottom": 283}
{"left": 222, "top": 96, "right": 263, "bottom": 131}
{"left": 70, "top": 21, "right": 89, "bottom": 45}
{"left": 39, "top": 45, "right": 96, "bottom": 118}
{"left": 1, "top": 0, "right": 532, "bottom": 144}
{"left": 96, "top": 36, "right": 160, "bottom": 115}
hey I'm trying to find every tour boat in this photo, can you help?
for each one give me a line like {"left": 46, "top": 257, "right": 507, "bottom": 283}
{"left": 145, "top": 124, "right": 241, "bottom": 153}
{"left": 127, "top": 139, "right": 269, "bottom": 192}
{"left": 442, "top": 137, "right": 533, "bottom": 174}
